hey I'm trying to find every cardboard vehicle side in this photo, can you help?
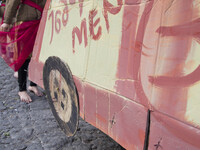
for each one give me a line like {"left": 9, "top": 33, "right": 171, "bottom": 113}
{"left": 29, "top": 0, "right": 200, "bottom": 149}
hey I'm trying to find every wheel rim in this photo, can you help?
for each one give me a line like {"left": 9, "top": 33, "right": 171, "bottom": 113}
{"left": 43, "top": 56, "right": 79, "bottom": 137}
{"left": 49, "top": 69, "right": 72, "bottom": 123}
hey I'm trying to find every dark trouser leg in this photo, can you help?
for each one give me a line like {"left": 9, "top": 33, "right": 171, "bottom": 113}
{"left": 30, "top": 81, "right": 37, "bottom": 87}
{"left": 18, "top": 59, "right": 37, "bottom": 91}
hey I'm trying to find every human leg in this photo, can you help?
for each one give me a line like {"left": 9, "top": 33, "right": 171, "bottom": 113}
{"left": 18, "top": 59, "right": 32, "bottom": 103}
{"left": 28, "top": 81, "right": 43, "bottom": 97}
{"left": 18, "top": 59, "right": 43, "bottom": 103}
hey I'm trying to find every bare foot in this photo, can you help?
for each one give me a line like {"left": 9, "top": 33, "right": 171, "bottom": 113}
{"left": 18, "top": 91, "right": 32, "bottom": 103}
{"left": 28, "top": 86, "right": 43, "bottom": 97}
{"left": 14, "top": 72, "right": 18, "bottom": 78}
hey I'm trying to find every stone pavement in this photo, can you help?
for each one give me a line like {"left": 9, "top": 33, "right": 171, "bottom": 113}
{"left": 0, "top": 58, "right": 125, "bottom": 150}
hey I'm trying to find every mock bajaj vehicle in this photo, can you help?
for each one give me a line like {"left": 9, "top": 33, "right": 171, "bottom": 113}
{"left": 29, "top": 0, "right": 200, "bottom": 149}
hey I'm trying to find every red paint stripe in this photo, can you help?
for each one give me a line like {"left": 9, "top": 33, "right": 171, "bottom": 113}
{"left": 33, "top": 0, "right": 51, "bottom": 61}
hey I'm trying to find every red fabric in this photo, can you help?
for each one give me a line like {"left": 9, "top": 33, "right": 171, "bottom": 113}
{"left": 0, "top": 0, "right": 43, "bottom": 71}
{"left": 0, "top": 20, "right": 40, "bottom": 71}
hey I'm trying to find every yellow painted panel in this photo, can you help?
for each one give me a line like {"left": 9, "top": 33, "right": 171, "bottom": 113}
{"left": 185, "top": 40, "right": 200, "bottom": 127}
{"left": 85, "top": 1, "right": 124, "bottom": 91}
{"left": 39, "top": 0, "right": 93, "bottom": 79}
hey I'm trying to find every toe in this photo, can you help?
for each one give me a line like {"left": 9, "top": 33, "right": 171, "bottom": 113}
{"left": 18, "top": 91, "right": 32, "bottom": 103}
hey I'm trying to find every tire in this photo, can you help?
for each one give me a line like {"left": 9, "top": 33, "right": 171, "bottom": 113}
{"left": 43, "top": 56, "right": 79, "bottom": 136}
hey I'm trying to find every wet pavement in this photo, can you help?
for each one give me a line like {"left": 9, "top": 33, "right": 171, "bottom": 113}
{"left": 0, "top": 57, "right": 125, "bottom": 150}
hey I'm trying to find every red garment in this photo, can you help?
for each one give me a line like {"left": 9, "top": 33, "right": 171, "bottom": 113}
{"left": 0, "top": 0, "right": 43, "bottom": 71}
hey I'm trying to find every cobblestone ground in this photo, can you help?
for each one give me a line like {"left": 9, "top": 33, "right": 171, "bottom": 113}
{"left": 0, "top": 58, "right": 125, "bottom": 150}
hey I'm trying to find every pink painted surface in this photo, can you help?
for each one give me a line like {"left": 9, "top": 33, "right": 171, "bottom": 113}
{"left": 146, "top": 0, "right": 195, "bottom": 123}
{"left": 96, "top": 89, "right": 109, "bottom": 134}
{"left": 73, "top": 77, "right": 84, "bottom": 119}
{"left": 29, "top": 0, "right": 200, "bottom": 149}
{"left": 116, "top": 0, "right": 156, "bottom": 106}
{"left": 149, "top": 111, "right": 200, "bottom": 150}
{"left": 109, "top": 93, "right": 147, "bottom": 150}
{"left": 84, "top": 83, "right": 97, "bottom": 127}
{"left": 116, "top": 0, "right": 200, "bottom": 131}
{"left": 78, "top": 82, "right": 147, "bottom": 150}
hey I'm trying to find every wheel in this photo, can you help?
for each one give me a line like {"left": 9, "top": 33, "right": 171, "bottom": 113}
{"left": 43, "top": 56, "right": 79, "bottom": 136}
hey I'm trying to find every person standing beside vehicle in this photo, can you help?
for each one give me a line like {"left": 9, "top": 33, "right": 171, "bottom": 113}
{"left": 0, "top": 0, "right": 46, "bottom": 103}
